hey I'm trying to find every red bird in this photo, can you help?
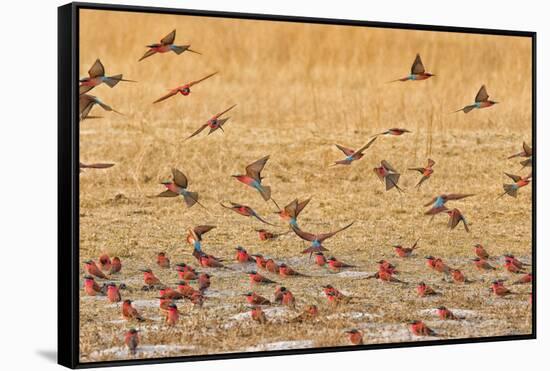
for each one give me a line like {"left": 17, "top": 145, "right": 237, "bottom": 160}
{"left": 165, "top": 303, "right": 180, "bottom": 326}
{"left": 186, "top": 104, "right": 237, "bottom": 140}
{"left": 446, "top": 208, "right": 469, "bottom": 232}
{"left": 491, "top": 281, "right": 515, "bottom": 297}
{"left": 232, "top": 155, "right": 274, "bottom": 202}
{"left": 291, "top": 222, "right": 354, "bottom": 256}
{"left": 110, "top": 257, "right": 122, "bottom": 274}
{"left": 176, "top": 265, "right": 198, "bottom": 282}
{"left": 504, "top": 261, "right": 526, "bottom": 274}
{"left": 393, "top": 238, "right": 420, "bottom": 258}
{"left": 378, "top": 260, "right": 399, "bottom": 275}
{"left": 247, "top": 271, "right": 278, "bottom": 285}
{"left": 83, "top": 276, "right": 102, "bottom": 296}
{"left": 279, "top": 263, "right": 308, "bottom": 277}
{"left": 292, "top": 304, "right": 319, "bottom": 322}
{"left": 472, "top": 257, "right": 496, "bottom": 271}
{"left": 243, "top": 292, "right": 271, "bottom": 305}
{"left": 235, "top": 246, "right": 255, "bottom": 263}
{"left": 106, "top": 283, "right": 121, "bottom": 303}
{"left": 197, "top": 253, "right": 227, "bottom": 269}
{"left": 499, "top": 172, "right": 532, "bottom": 198}
{"left": 159, "top": 286, "right": 184, "bottom": 300}
{"left": 156, "top": 168, "right": 204, "bottom": 208}
{"left": 84, "top": 260, "right": 108, "bottom": 279}
{"left": 409, "top": 320, "right": 437, "bottom": 336}
{"left": 139, "top": 268, "right": 162, "bottom": 286}
{"left": 331, "top": 137, "right": 377, "bottom": 166}
{"left": 436, "top": 306, "right": 460, "bottom": 320}
{"left": 256, "top": 229, "right": 289, "bottom": 241}
{"left": 408, "top": 159, "right": 435, "bottom": 188}
{"left": 513, "top": 273, "right": 532, "bottom": 285}
{"left": 474, "top": 244, "right": 490, "bottom": 260}
{"left": 327, "top": 256, "right": 355, "bottom": 272}
{"left": 153, "top": 72, "right": 218, "bottom": 103}
{"left": 190, "top": 291, "right": 206, "bottom": 307}
{"left": 276, "top": 198, "right": 311, "bottom": 228}
{"left": 198, "top": 273, "right": 211, "bottom": 292}
{"left": 450, "top": 269, "right": 470, "bottom": 284}
{"left": 98, "top": 254, "right": 112, "bottom": 272}
{"left": 122, "top": 300, "right": 145, "bottom": 322}
{"left": 417, "top": 282, "right": 439, "bottom": 297}
{"left": 389, "top": 54, "right": 434, "bottom": 82}
{"left": 125, "top": 328, "right": 139, "bottom": 355}
{"left": 273, "top": 286, "right": 285, "bottom": 304}
{"left": 251, "top": 254, "right": 267, "bottom": 269}
{"left": 434, "top": 258, "right": 451, "bottom": 275}
{"left": 220, "top": 201, "right": 275, "bottom": 225}
{"left": 326, "top": 291, "right": 351, "bottom": 306}
{"left": 139, "top": 29, "right": 200, "bottom": 62}
{"left": 373, "top": 160, "right": 403, "bottom": 193}
{"left": 79, "top": 58, "right": 135, "bottom": 95}
{"left": 314, "top": 252, "right": 327, "bottom": 267}
{"left": 345, "top": 329, "right": 364, "bottom": 345}
{"left": 265, "top": 259, "right": 279, "bottom": 274}
{"left": 366, "top": 270, "right": 404, "bottom": 283}
{"left": 281, "top": 288, "right": 296, "bottom": 308}
{"left": 504, "top": 254, "right": 530, "bottom": 270}
{"left": 250, "top": 306, "right": 268, "bottom": 324}
{"left": 176, "top": 281, "right": 196, "bottom": 299}
{"left": 372, "top": 128, "right": 412, "bottom": 137}
{"left": 156, "top": 252, "right": 170, "bottom": 268}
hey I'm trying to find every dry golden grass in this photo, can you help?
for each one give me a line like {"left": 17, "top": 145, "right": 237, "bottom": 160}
{"left": 78, "top": 9, "right": 532, "bottom": 362}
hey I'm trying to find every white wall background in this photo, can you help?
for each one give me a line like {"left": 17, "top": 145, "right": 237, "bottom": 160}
{"left": 0, "top": 0, "right": 545, "bottom": 369}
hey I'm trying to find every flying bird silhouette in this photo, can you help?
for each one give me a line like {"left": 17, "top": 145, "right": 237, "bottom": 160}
{"left": 156, "top": 168, "right": 204, "bottom": 208}
{"left": 79, "top": 94, "right": 122, "bottom": 120}
{"left": 390, "top": 54, "right": 434, "bottom": 82}
{"left": 232, "top": 155, "right": 274, "bottom": 202}
{"left": 331, "top": 137, "right": 377, "bottom": 166}
{"left": 79, "top": 59, "right": 135, "bottom": 95}
{"left": 139, "top": 29, "right": 200, "bottom": 61}
{"left": 291, "top": 222, "right": 354, "bottom": 257}
{"left": 446, "top": 208, "right": 469, "bottom": 232}
{"left": 408, "top": 159, "right": 435, "bottom": 188}
{"left": 454, "top": 85, "right": 499, "bottom": 113}
{"left": 424, "top": 193, "right": 474, "bottom": 216}
{"left": 220, "top": 202, "right": 275, "bottom": 225}
{"left": 79, "top": 162, "right": 114, "bottom": 172}
{"left": 499, "top": 172, "right": 532, "bottom": 198}
{"left": 373, "top": 160, "right": 403, "bottom": 192}
{"left": 153, "top": 72, "right": 218, "bottom": 103}
{"left": 275, "top": 198, "right": 311, "bottom": 228}
{"left": 186, "top": 104, "right": 236, "bottom": 140}
{"left": 371, "top": 128, "right": 411, "bottom": 138}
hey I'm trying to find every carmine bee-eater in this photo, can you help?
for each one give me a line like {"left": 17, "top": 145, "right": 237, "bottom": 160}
{"left": 197, "top": 252, "right": 228, "bottom": 269}
{"left": 504, "top": 260, "right": 526, "bottom": 274}
{"left": 198, "top": 273, "right": 211, "bottom": 292}
{"left": 424, "top": 256, "right": 450, "bottom": 275}
{"left": 139, "top": 29, "right": 200, "bottom": 62}
{"left": 273, "top": 286, "right": 285, "bottom": 304}
{"left": 471, "top": 257, "right": 496, "bottom": 271}
{"left": 499, "top": 172, "right": 532, "bottom": 198}
{"left": 331, "top": 137, "right": 377, "bottom": 166}
{"left": 408, "top": 159, "right": 435, "bottom": 188}
{"left": 417, "top": 282, "right": 439, "bottom": 297}
{"left": 125, "top": 328, "right": 139, "bottom": 355}
{"left": 190, "top": 291, "right": 206, "bottom": 307}
{"left": 326, "top": 291, "right": 351, "bottom": 306}
{"left": 165, "top": 303, "right": 180, "bottom": 326}
{"left": 153, "top": 72, "right": 217, "bottom": 103}
{"left": 79, "top": 94, "right": 122, "bottom": 120}
{"left": 186, "top": 225, "right": 216, "bottom": 254}
{"left": 122, "top": 300, "right": 145, "bottom": 322}
{"left": 450, "top": 268, "right": 471, "bottom": 284}
{"left": 256, "top": 229, "right": 290, "bottom": 241}
{"left": 98, "top": 254, "right": 112, "bottom": 272}
{"left": 79, "top": 59, "right": 135, "bottom": 95}
{"left": 160, "top": 286, "right": 185, "bottom": 300}
{"left": 281, "top": 288, "right": 296, "bottom": 308}
{"left": 378, "top": 260, "right": 399, "bottom": 275}
{"left": 373, "top": 160, "right": 403, "bottom": 193}
{"left": 345, "top": 329, "right": 364, "bottom": 345}
{"left": 393, "top": 238, "right": 420, "bottom": 258}
{"left": 279, "top": 263, "right": 309, "bottom": 277}
{"left": 176, "top": 281, "right": 196, "bottom": 299}
{"left": 79, "top": 162, "right": 114, "bottom": 172}
{"left": 291, "top": 222, "right": 354, "bottom": 257}
{"left": 106, "top": 283, "right": 121, "bottom": 303}
{"left": 446, "top": 208, "right": 469, "bottom": 232}
{"left": 235, "top": 246, "right": 255, "bottom": 263}
{"left": 139, "top": 268, "right": 162, "bottom": 287}
{"left": 176, "top": 264, "right": 197, "bottom": 282}
{"left": 366, "top": 270, "right": 404, "bottom": 283}
{"left": 156, "top": 252, "right": 170, "bottom": 268}
{"left": 250, "top": 306, "right": 268, "bottom": 324}
{"left": 424, "top": 193, "right": 474, "bottom": 216}
{"left": 156, "top": 168, "right": 204, "bottom": 208}
{"left": 186, "top": 104, "right": 237, "bottom": 140}
{"left": 232, "top": 155, "right": 275, "bottom": 203}
{"left": 390, "top": 54, "right": 434, "bottom": 82}
{"left": 512, "top": 273, "right": 532, "bottom": 285}
{"left": 508, "top": 142, "right": 532, "bottom": 160}
{"left": 291, "top": 304, "right": 319, "bottom": 322}
{"left": 520, "top": 157, "right": 532, "bottom": 170}
{"left": 251, "top": 254, "right": 267, "bottom": 269}
{"left": 372, "top": 128, "right": 412, "bottom": 137}
{"left": 83, "top": 276, "right": 102, "bottom": 296}
{"left": 265, "top": 259, "right": 279, "bottom": 274}
{"left": 436, "top": 306, "right": 460, "bottom": 320}
{"left": 491, "top": 280, "right": 515, "bottom": 297}
{"left": 109, "top": 257, "right": 121, "bottom": 274}
{"left": 474, "top": 244, "right": 490, "bottom": 260}
{"left": 454, "top": 85, "right": 499, "bottom": 113}
{"left": 84, "top": 260, "right": 108, "bottom": 279}
{"left": 315, "top": 252, "right": 327, "bottom": 267}
{"left": 220, "top": 202, "right": 275, "bottom": 225}
{"left": 275, "top": 198, "right": 311, "bottom": 228}
{"left": 247, "top": 271, "right": 278, "bottom": 285}
{"left": 409, "top": 320, "right": 437, "bottom": 336}
{"left": 327, "top": 256, "right": 355, "bottom": 272}
{"left": 504, "top": 254, "right": 530, "bottom": 270}
{"left": 243, "top": 292, "right": 271, "bottom": 305}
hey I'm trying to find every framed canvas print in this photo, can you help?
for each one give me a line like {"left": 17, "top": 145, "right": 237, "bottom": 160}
{"left": 58, "top": 2, "right": 536, "bottom": 368}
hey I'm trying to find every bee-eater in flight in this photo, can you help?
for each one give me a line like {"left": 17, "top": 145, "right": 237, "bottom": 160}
{"left": 139, "top": 29, "right": 200, "bottom": 61}
{"left": 232, "top": 155, "right": 274, "bottom": 202}
{"left": 331, "top": 137, "right": 377, "bottom": 166}
{"left": 508, "top": 142, "right": 532, "bottom": 160}
{"left": 275, "top": 198, "right": 311, "bottom": 228}
{"left": 424, "top": 193, "right": 474, "bottom": 216}
{"left": 390, "top": 54, "right": 434, "bottom": 82}
{"left": 373, "top": 160, "right": 403, "bottom": 193}
{"left": 156, "top": 168, "right": 204, "bottom": 208}
{"left": 79, "top": 94, "right": 122, "bottom": 120}
{"left": 186, "top": 225, "right": 216, "bottom": 253}
{"left": 153, "top": 72, "right": 218, "bottom": 103}
{"left": 186, "top": 104, "right": 237, "bottom": 140}
{"left": 220, "top": 202, "right": 275, "bottom": 225}
{"left": 408, "top": 159, "right": 435, "bottom": 188}
{"left": 454, "top": 85, "right": 499, "bottom": 113}
{"left": 499, "top": 172, "right": 532, "bottom": 198}
{"left": 79, "top": 59, "right": 135, "bottom": 95}
{"left": 446, "top": 208, "right": 469, "bottom": 232}
{"left": 371, "top": 128, "right": 411, "bottom": 137}
{"left": 291, "top": 222, "right": 354, "bottom": 257}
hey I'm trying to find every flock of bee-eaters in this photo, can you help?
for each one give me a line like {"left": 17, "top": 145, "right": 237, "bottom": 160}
{"left": 79, "top": 29, "right": 533, "bottom": 356}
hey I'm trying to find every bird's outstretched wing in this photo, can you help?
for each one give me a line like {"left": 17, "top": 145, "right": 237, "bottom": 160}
{"left": 188, "top": 72, "right": 218, "bottom": 87}
{"left": 291, "top": 225, "right": 316, "bottom": 242}
{"left": 171, "top": 168, "right": 189, "bottom": 188}
{"left": 381, "top": 160, "right": 398, "bottom": 173}
{"left": 411, "top": 54, "right": 425, "bottom": 74}
{"left": 161, "top": 29, "right": 176, "bottom": 45}
{"left": 139, "top": 49, "right": 157, "bottom": 62}
{"left": 475, "top": 85, "right": 489, "bottom": 102}
{"left": 153, "top": 89, "right": 178, "bottom": 104}
{"left": 185, "top": 124, "right": 209, "bottom": 140}
{"left": 194, "top": 225, "right": 216, "bottom": 238}
{"left": 504, "top": 172, "right": 522, "bottom": 183}
{"left": 354, "top": 136, "right": 377, "bottom": 156}
{"left": 245, "top": 155, "right": 270, "bottom": 182}
{"left": 157, "top": 190, "right": 179, "bottom": 197}
{"left": 317, "top": 221, "right": 354, "bottom": 242}
{"left": 335, "top": 144, "right": 355, "bottom": 156}
{"left": 88, "top": 59, "right": 105, "bottom": 78}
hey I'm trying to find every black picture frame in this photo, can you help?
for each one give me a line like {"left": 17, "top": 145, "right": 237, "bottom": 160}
{"left": 58, "top": 2, "right": 536, "bottom": 368}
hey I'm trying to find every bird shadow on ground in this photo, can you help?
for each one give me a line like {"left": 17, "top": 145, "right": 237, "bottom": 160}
{"left": 36, "top": 350, "right": 57, "bottom": 363}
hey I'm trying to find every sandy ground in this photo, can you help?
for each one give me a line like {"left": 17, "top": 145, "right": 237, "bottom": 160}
{"left": 77, "top": 9, "right": 533, "bottom": 363}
